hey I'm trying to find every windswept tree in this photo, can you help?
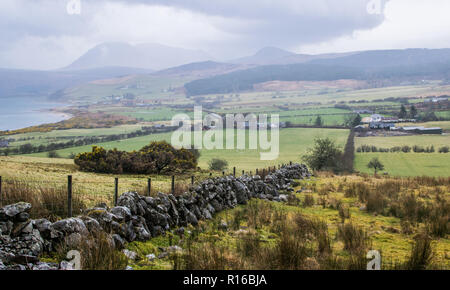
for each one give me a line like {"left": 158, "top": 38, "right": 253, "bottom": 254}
{"left": 302, "top": 138, "right": 342, "bottom": 171}
{"left": 410, "top": 105, "right": 418, "bottom": 119}
{"left": 367, "top": 157, "right": 385, "bottom": 175}
{"left": 314, "top": 115, "right": 323, "bottom": 127}
{"left": 399, "top": 105, "right": 407, "bottom": 119}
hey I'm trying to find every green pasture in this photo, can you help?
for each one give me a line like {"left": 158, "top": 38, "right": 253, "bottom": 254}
{"left": 28, "top": 128, "right": 350, "bottom": 171}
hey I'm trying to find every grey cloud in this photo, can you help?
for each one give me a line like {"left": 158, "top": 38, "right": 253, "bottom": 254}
{"left": 0, "top": 0, "right": 389, "bottom": 69}
{"left": 114, "top": 0, "right": 389, "bottom": 48}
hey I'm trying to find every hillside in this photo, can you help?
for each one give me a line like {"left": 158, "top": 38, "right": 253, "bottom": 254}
{"left": 185, "top": 49, "right": 450, "bottom": 96}
{"left": 0, "top": 66, "right": 154, "bottom": 98}
{"left": 65, "top": 42, "right": 212, "bottom": 71}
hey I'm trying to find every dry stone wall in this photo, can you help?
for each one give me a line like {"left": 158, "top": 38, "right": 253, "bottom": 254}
{"left": 0, "top": 164, "right": 310, "bottom": 270}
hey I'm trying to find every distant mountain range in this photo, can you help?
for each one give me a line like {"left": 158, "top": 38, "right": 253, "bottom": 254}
{"left": 64, "top": 42, "right": 212, "bottom": 71}
{"left": 185, "top": 48, "right": 450, "bottom": 96}
{"left": 230, "top": 46, "right": 357, "bottom": 66}
{"left": 3, "top": 44, "right": 450, "bottom": 99}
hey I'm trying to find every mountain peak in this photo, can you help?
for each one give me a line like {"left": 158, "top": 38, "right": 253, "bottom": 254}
{"left": 64, "top": 42, "right": 212, "bottom": 71}
{"left": 254, "top": 47, "right": 295, "bottom": 58}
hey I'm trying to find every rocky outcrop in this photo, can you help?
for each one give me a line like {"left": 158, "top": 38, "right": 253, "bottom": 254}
{"left": 0, "top": 164, "right": 309, "bottom": 270}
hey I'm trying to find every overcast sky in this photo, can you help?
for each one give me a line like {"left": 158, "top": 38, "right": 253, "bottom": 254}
{"left": 1, "top": 0, "right": 450, "bottom": 70}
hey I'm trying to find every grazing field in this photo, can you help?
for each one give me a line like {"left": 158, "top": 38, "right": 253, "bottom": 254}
{"left": 355, "top": 134, "right": 450, "bottom": 176}
{"left": 355, "top": 134, "right": 450, "bottom": 149}
{"left": 26, "top": 128, "right": 350, "bottom": 171}
{"left": 0, "top": 156, "right": 218, "bottom": 207}
{"left": 355, "top": 153, "right": 450, "bottom": 177}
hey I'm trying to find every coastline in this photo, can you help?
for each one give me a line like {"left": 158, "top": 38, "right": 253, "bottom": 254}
{"left": 0, "top": 98, "right": 72, "bottom": 132}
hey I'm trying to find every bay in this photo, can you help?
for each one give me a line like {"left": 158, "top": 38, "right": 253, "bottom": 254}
{"left": 0, "top": 97, "right": 69, "bottom": 131}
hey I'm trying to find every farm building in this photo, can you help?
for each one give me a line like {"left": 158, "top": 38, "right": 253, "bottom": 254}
{"left": 354, "top": 125, "right": 367, "bottom": 132}
{"left": 400, "top": 126, "right": 443, "bottom": 135}
{"left": 369, "top": 122, "right": 395, "bottom": 130}
{"left": 0, "top": 140, "right": 9, "bottom": 148}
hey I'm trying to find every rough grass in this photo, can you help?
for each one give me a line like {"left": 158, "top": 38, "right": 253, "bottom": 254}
{"left": 125, "top": 174, "right": 449, "bottom": 270}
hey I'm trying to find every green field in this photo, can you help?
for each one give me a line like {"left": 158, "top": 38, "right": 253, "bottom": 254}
{"left": 355, "top": 135, "right": 450, "bottom": 176}
{"left": 356, "top": 134, "right": 450, "bottom": 149}
{"left": 28, "top": 128, "right": 350, "bottom": 171}
{"left": 6, "top": 124, "right": 146, "bottom": 147}
{"left": 355, "top": 153, "right": 450, "bottom": 177}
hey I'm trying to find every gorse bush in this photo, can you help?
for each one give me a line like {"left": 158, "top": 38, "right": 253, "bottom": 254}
{"left": 208, "top": 158, "right": 228, "bottom": 171}
{"left": 74, "top": 141, "right": 198, "bottom": 174}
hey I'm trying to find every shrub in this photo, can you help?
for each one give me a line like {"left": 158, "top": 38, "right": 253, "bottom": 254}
{"left": 338, "top": 204, "right": 351, "bottom": 223}
{"left": 302, "top": 138, "right": 342, "bottom": 171}
{"left": 337, "top": 223, "right": 371, "bottom": 254}
{"left": 366, "top": 191, "right": 388, "bottom": 215}
{"left": 75, "top": 141, "right": 198, "bottom": 174}
{"left": 236, "top": 231, "right": 261, "bottom": 258}
{"left": 47, "top": 151, "right": 60, "bottom": 158}
{"left": 401, "top": 146, "right": 412, "bottom": 153}
{"left": 208, "top": 158, "right": 228, "bottom": 171}
{"left": 367, "top": 157, "right": 385, "bottom": 175}
{"left": 438, "top": 146, "right": 449, "bottom": 153}
{"left": 404, "top": 233, "right": 434, "bottom": 270}
{"left": 303, "top": 194, "right": 315, "bottom": 207}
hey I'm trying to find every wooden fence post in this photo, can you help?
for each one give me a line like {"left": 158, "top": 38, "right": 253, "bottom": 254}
{"left": 114, "top": 177, "right": 119, "bottom": 206}
{"left": 67, "top": 175, "right": 72, "bottom": 218}
{"left": 290, "top": 161, "right": 292, "bottom": 165}
{"left": 222, "top": 171, "right": 225, "bottom": 176}
{"left": 171, "top": 176, "right": 175, "bottom": 194}
{"left": 191, "top": 176, "right": 194, "bottom": 185}
{"left": 147, "top": 178, "right": 152, "bottom": 196}
{"left": 256, "top": 169, "right": 259, "bottom": 175}
{"left": 0, "top": 176, "right": 2, "bottom": 206}
{"left": 242, "top": 170, "right": 245, "bottom": 176}
{"left": 233, "top": 167, "right": 236, "bottom": 177}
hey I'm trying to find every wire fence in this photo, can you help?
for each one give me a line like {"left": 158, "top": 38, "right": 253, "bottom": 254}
{"left": 0, "top": 162, "right": 294, "bottom": 220}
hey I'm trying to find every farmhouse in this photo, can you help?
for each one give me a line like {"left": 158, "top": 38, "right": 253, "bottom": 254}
{"left": 370, "top": 114, "right": 383, "bottom": 122}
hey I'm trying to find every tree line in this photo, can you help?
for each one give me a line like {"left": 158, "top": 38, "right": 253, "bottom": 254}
{"left": 0, "top": 126, "right": 178, "bottom": 156}
{"left": 357, "top": 145, "right": 449, "bottom": 153}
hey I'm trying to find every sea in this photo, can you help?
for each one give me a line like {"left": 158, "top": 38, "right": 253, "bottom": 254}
{"left": 0, "top": 97, "right": 69, "bottom": 131}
